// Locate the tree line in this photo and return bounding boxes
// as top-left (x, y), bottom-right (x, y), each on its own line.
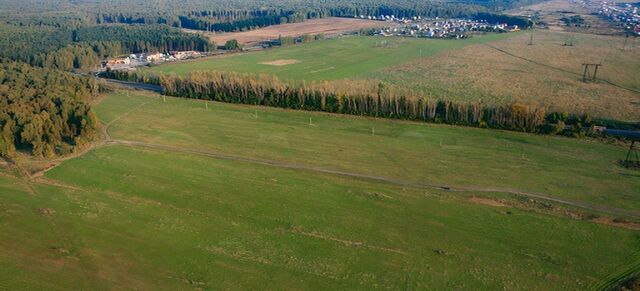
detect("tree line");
top-left (95, 5), bottom-right (523, 33)
top-left (0, 0), bottom-right (542, 34)
top-left (176, 11), bottom-right (309, 32)
top-left (0, 23), bottom-right (212, 71)
top-left (0, 61), bottom-right (100, 159)
top-left (473, 13), bottom-right (532, 27)
top-left (102, 70), bottom-right (618, 136)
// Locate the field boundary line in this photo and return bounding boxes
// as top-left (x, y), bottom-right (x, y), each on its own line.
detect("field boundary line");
top-left (104, 100), bottom-right (152, 141)
top-left (107, 138), bottom-right (640, 218)
top-left (24, 99), bottom-right (154, 180)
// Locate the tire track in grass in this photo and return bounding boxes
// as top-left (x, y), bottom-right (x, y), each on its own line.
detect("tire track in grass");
top-left (106, 138), bottom-right (640, 219)
top-left (591, 248), bottom-right (640, 290)
top-left (27, 98), bottom-right (155, 179)
top-left (103, 100), bottom-right (152, 142)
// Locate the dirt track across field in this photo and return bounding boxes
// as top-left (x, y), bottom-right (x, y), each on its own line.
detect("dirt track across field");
top-left (21, 89), bottom-right (640, 220)
top-left (188, 17), bottom-right (384, 45)
top-left (107, 138), bottom-right (640, 219)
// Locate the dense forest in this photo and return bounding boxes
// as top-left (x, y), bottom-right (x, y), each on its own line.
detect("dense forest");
top-left (0, 0), bottom-right (539, 33)
top-left (0, 62), bottom-right (100, 159)
top-left (0, 24), bottom-right (211, 71)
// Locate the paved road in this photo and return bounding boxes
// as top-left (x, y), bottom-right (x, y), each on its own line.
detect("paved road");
top-left (102, 79), bottom-right (164, 93)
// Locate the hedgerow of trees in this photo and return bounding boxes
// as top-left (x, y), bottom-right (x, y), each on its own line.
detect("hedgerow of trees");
top-left (224, 39), bottom-right (241, 50)
top-left (103, 69), bottom-right (617, 135)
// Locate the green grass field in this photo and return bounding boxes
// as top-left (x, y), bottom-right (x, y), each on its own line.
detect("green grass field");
top-left (1, 91), bottom-right (639, 289)
top-left (99, 92), bottom-right (640, 212)
top-left (149, 34), bottom-right (515, 81)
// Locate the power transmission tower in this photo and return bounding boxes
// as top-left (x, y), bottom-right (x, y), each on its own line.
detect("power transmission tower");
top-left (581, 63), bottom-right (602, 82)
top-left (624, 140), bottom-right (639, 167)
top-left (528, 16), bottom-right (537, 45)
top-left (622, 34), bottom-right (629, 51)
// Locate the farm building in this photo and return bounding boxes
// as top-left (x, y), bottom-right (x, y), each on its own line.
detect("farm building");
top-left (171, 51), bottom-right (201, 60)
top-left (107, 57), bottom-right (130, 65)
top-left (145, 52), bottom-right (164, 62)
top-left (105, 57), bottom-right (131, 68)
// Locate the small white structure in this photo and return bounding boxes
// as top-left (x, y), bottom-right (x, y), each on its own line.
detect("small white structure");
top-left (145, 52), bottom-right (164, 62)
top-left (171, 51), bottom-right (201, 60)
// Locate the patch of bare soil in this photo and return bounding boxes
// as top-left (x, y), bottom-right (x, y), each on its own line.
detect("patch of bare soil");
top-left (288, 225), bottom-right (407, 255)
top-left (592, 217), bottom-right (640, 231)
top-left (189, 17), bottom-right (383, 45)
top-left (510, 197), bottom-right (640, 231)
top-left (469, 197), bottom-right (508, 207)
top-left (260, 59), bottom-right (300, 66)
top-left (38, 208), bottom-right (55, 216)
top-left (34, 178), bottom-right (83, 191)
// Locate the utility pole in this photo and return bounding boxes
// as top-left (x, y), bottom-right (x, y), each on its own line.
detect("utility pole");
top-left (528, 17), bottom-right (536, 46)
top-left (622, 34), bottom-right (629, 51)
top-left (625, 141), bottom-right (638, 166)
top-left (581, 63), bottom-right (602, 82)
top-left (593, 64), bottom-right (601, 82)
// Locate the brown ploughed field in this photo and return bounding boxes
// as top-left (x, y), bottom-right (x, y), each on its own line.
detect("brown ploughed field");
top-left (188, 17), bottom-right (384, 45)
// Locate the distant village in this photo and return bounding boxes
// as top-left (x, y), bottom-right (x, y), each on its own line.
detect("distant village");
top-left (356, 15), bottom-right (521, 38)
top-left (103, 50), bottom-right (202, 70)
top-left (598, 1), bottom-right (640, 35)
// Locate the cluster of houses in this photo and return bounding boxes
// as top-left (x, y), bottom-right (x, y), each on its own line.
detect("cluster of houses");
top-left (598, 1), bottom-right (640, 35)
top-left (360, 15), bottom-right (519, 39)
top-left (104, 51), bottom-right (202, 70)
top-left (357, 14), bottom-right (411, 21)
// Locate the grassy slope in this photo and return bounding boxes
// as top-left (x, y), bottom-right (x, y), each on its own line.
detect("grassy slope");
top-left (148, 33), bottom-right (514, 81)
top-left (1, 92), bottom-right (638, 289)
top-left (0, 146), bottom-right (636, 290)
top-left (100, 92), bottom-right (640, 211)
